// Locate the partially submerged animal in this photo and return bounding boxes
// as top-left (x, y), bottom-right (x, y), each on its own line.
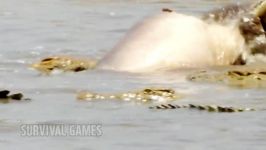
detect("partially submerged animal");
top-left (77, 87), bottom-right (180, 103)
top-left (0, 90), bottom-right (29, 103)
top-left (97, 11), bottom-right (244, 72)
top-left (32, 56), bottom-right (97, 74)
top-left (31, 1), bottom-right (266, 112)
top-left (77, 87), bottom-right (255, 113)
top-left (32, 0), bottom-right (266, 74)
top-left (97, 0), bottom-right (266, 72)
top-left (149, 104), bottom-right (255, 113)
top-left (187, 66), bottom-right (266, 88)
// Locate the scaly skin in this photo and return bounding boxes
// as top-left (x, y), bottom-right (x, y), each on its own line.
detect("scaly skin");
top-left (31, 1), bottom-right (266, 74)
top-left (149, 104), bottom-right (255, 113)
top-left (77, 88), bottom-right (181, 104)
top-left (77, 87), bottom-right (256, 113)
top-left (187, 67), bottom-right (266, 88)
top-left (31, 56), bottom-right (97, 74)
top-left (30, 1), bottom-right (266, 112)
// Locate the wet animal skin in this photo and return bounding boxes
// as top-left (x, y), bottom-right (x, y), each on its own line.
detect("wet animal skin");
top-left (29, 1), bottom-right (266, 113)
top-left (149, 104), bottom-right (255, 113)
top-left (32, 1), bottom-right (266, 73)
top-left (0, 90), bottom-right (29, 103)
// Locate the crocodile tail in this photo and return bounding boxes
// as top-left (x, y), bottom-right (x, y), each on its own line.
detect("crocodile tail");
top-left (149, 104), bottom-right (255, 113)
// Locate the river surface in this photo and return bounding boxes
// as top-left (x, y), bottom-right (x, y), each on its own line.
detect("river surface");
top-left (1, 0), bottom-right (266, 150)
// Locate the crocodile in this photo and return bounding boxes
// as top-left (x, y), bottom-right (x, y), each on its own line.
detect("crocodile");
top-left (149, 104), bottom-right (255, 113)
top-left (77, 88), bottom-right (181, 103)
top-left (31, 1), bottom-right (266, 112)
top-left (187, 67), bottom-right (266, 88)
top-left (32, 0), bottom-right (266, 74)
top-left (77, 87), bottom-right (256, 113)
top-left (0, 90), bottom-right (29, 103)
top-left (32, 56), bottom-right (97, 74)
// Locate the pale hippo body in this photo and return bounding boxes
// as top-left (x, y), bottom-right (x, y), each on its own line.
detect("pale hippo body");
top-left (97, 11), bottom-right (246, 72)
top-left (97, 1), bottom-right (266, 73)
top-left (32, 1), bottom-right (266, 74)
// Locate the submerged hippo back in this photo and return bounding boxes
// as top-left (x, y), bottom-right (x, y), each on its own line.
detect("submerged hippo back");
top-left (97, 11), bottom-right (246, 73)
